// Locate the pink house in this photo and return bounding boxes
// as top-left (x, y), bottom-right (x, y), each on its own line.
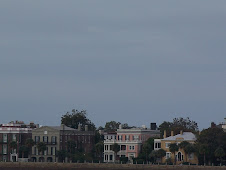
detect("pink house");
top-left (104, 123), bottom-right (160, 163)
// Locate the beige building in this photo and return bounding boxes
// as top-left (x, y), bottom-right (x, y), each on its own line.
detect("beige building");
top-left (154, 131), bottom-right (198, 165)
top-left (31, 124), bottom-right (95, 162)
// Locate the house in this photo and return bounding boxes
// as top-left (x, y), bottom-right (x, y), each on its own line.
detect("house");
top-left (31, 124), bottom-right (95, 162)
top-left (154, 130), bottom-right (198, 165)
top-left (104, 123), bottom-right (160, 163)
top-left (0, 121), bottom-right (38, 162)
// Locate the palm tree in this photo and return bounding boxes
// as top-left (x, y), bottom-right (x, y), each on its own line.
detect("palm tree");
top-left (198, 144), bottom-right (209, 165)
top-left (25, 138), bottom-right (34, 158)
top-left (214, 147), bottom-right (225, 165)
top-left (169, 143), bottom-right (179, 165)
top-left (95, 141), bottom-right (103, 161)
top-left (149, 150), bottom-right (158, 163)
top-left (19, 145), bottom-right (29, 158)
top-left (157, 149), bottom-right (166, 163)
top-left (178, 141), bottom-right (189, 162)
top-left (184, 144), bottom-right (195, 163)
top-left (111, 143), bottom-right (120, 162)
top-left (37, 142), bottom-right (47, 155)
top-left (9, 141), bottom-right (17, 153)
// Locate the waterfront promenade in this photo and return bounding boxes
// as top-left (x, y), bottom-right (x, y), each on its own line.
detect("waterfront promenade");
top-left (0, 162), bottom-right (226, 170)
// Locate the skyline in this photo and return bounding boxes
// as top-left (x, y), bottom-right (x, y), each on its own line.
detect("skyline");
top-left (0, 1), bottom-right (225, 130)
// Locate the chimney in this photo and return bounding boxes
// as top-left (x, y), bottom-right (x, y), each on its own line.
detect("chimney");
top-left (78, 124), bottom-right (81, 131)
top-left (150, 123), bottom-right (157, 130)
top-left (163, 130), bottom-right (167, 138)
top-left (180, 130), bottom-right (183, 135)
top-left (85, 125), bottom-right (88, 131)
top-left (171, 131), bottom-right (174, 136)
top-left (119, 124), bottom-right (122, 129)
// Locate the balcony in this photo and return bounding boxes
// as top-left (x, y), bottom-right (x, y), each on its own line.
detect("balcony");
top-left (35, 142), bottom-right (57, 145)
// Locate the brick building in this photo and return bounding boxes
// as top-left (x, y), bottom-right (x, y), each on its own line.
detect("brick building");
top-left (0, 121), bottom-right (37, 162)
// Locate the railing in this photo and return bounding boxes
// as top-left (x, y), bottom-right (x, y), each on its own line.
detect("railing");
top-left (34, 142), bottom-right (57, 145)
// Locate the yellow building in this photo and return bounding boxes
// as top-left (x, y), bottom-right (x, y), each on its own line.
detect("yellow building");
top-left (154, 130), bottom-right (198, 165)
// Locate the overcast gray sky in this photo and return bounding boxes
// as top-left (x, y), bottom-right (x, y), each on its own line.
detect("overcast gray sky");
top-left (0, 1), bottom-right (225, 129)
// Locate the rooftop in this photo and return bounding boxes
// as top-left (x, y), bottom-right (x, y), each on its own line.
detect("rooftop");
top-left (162, 132), bottom-right (196, 141)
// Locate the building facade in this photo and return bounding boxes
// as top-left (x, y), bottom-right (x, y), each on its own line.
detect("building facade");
top-left (154, 130), bottom-right (198, 165)
top-left (104, 123), bottom-right (160, 163)
top-left (31, 124), bottom-right (95, 162)
top-left (0, 121), bottom-right (37, 162)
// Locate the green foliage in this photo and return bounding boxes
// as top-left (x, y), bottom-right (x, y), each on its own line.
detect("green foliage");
top-left (37, 142), bottom-right (47, 154)
top-left (9, 141), bottom-right (17, 149)
top-left (111, 143), bottom-right (120, 154)
top-left (25, 138), bottom-right (34, 148)
top-left (67, 140), bottom-right (77, 154)
top-left (57, 150), bottom-right (67, 162)
top-left (105, 121), bottom-right (121, 132)
top-left (19, 145), bottom-right (29, 158)
top-left (214, 147), bottom-right (225, 164)
top-left (139, 138), bottom-right (155, 162)
top-left (196, 127), bottom-right (226, 165)
top-left (159, 117), bottom-right (198, 138)
top-left (120, 156), bottom-right (128, 164)
top-left (169, 143), bottom-right (179, 164)
top-left (157, 149), bottom-right (166, 159)
top-left (61, 109), bottom-right (95, 131)
top-left (95, 141), bottom-right (103, 160)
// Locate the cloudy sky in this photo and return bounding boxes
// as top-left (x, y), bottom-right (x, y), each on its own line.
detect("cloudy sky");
top-left (0, 1), bottom-right (225, 129)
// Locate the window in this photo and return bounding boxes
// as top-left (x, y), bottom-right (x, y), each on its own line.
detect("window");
top-left (51, 136), bottom-right (56, 144)
top-left (12, 134), bottom-right (16, 142)
top-left (3, 145), bottom-right (7, 154)
top-left (166, 152), bottom-right (171, 159)
top-left (165, 142), bottom-right (171, 148)
top-left (51, 147), bottom-right (56, 155)
top-left (44, 147), bottom-right (48, 155)
top-left (43, 136), bottom-right (48, 143)
top-left (126, 135), bottom-right (130, 141)
top-left (155, 142), bottom-right (161, 149)
top-left (3, 134), bottom-right (7, 143)
top-left (177, 152), bottom-right (183, 161)
top-left (35, 136), bottom-right (40, 143)
top-left (129, 145), bottom-right (135, 150)
top-left (110, 155), bottom-right (113, 161)
top-left (60, 135), bottom-right (62, 142)
top-left (44, 131), bottom-right (48, 135)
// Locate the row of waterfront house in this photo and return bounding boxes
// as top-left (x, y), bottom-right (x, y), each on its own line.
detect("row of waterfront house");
top-left (1, 119), bottom-right (226, 164)
top-left (0, 121), bottom-right (94, 162)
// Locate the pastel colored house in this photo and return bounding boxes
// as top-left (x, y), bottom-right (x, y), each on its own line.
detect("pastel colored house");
top-left (104, 123), bottom-right (160, 163)
top-left (154, 130), bottom-right (198, 165)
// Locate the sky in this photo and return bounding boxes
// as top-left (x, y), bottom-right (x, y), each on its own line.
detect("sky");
top-left (0, 1), bottom-right (225, 130)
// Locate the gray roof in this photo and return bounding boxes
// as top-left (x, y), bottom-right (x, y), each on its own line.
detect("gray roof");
top-left (162, 132), bottom-right (196, 141)
top-left (50, 126), bottom-right (77, 131)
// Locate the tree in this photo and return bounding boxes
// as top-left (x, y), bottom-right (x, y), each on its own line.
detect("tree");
top-left (19, 145), bottom-right (28, 158)
top-left (156, 149), bottom-right (166, 163)
top-left (105, 121), bottom-right (121, 132)
top-left (214, 147), bottom-right (225, 165)
top-left (57, 150), bottom-right (67, 162)
top-left (196, 126), bottom-right (226, 165)
top-left (159, 117), bottom-right (198, 138)
top-left (9, 141), bottom-right (17, 153)
top-left (111, 143), bottom-right (120, 162)
top-left (37, 142), bottom-right (47, 155)
top-left (149, 150), bottom-right (158, 163)
top-left (198, 144), bottom-right (209, 165)
top-left (184, 144), bottom-right (195, 162)
top-left (178, 141), bottom-right (190, 162)
top-left (25, 138), bottom-right (34, 159)
top-left (95, 141), bottom-right (103, 161)
top-left (169, 143), bottom-right (179, 164)
top-left (61, 109), bottom-right (95, 131)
